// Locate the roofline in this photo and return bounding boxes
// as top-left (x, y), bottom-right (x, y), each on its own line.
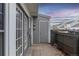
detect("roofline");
top-left (38, 14), bottom-right (51, 19)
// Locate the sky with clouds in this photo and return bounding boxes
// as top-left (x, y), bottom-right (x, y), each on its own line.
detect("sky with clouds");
top-left (38, 3), bottom-right (79, 18)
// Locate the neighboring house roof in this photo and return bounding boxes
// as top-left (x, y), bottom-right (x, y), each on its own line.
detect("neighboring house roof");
top-left (38, 14), bottom-right (51, 19)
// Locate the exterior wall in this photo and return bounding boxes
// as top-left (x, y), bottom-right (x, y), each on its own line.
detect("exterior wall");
top-left (33, 17), bottom-right (39, 44)
top-left (38, 15), bottom-right (50, 43)
top-left (39, 21), bottom-right (49, 43)
top-left (4, 3), bottom-right (33, 56)
top-left (30, 17), bottom-right (33, 45)
top-left (33, 14), bottom-right (50, 44)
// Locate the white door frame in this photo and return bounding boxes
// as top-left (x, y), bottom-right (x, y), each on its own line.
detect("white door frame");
top-left (5, 3), bottom-right (16, 56)
top-left (4, 3), bottom-right (9, 56)
top-left (39, 20), bottom-right (50, 43)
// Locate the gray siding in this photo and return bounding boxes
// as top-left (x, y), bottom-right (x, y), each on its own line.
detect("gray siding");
top-left (40, 22), bottom-right (48, 43)
top-left (33, 17), bottom-right (39, 44)
top-left (33, 14), bottom-right (50, 44)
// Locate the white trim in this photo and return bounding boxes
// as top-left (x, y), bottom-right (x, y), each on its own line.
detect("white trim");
top-left (39, 20), bottom-right (49, 22)
top-left (0, 30), bottom-right (4, 32)
top-left (48, 21), bottom-right (50, 43)
top-left (22, 8), bottom-right (24, 56)
top-left (8, 4), bottom-right (16, 56)
top-left (4, 3), bottom-right (9, 56)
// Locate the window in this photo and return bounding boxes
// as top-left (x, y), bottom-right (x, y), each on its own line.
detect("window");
top-left (23, 14), bottom-right (28, 50)
top-left (16, 6), bottom-right (23, 56)
top-left (0, 3), bottom-right (4, 56)
top-left (0, 3), bottom-right (4, 30)
top-left (16, 4), bottom-right (28, 56)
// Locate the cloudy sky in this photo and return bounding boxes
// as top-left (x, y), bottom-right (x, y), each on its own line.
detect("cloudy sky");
top-left (39, 3), bottom-right (79, 17)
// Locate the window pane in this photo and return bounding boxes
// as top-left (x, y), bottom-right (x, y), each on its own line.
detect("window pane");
top-left (0, 14), bottom-right (2, 29)
top-left (0, 3), bottom-right (4, 30)
top-left (0, 3), bottom-right (4, 56)
top-left (16, 6), bottom-right (23, 56)
top-left (0, 4), bottom-right (2, 12)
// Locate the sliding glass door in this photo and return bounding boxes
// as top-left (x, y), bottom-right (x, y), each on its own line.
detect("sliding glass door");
top-left (16, 5), bottom-right (23, 56)
top-left (23, 14), bottom-right (28, 55)
top-left (16, 4), bottom-right (29, 56)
